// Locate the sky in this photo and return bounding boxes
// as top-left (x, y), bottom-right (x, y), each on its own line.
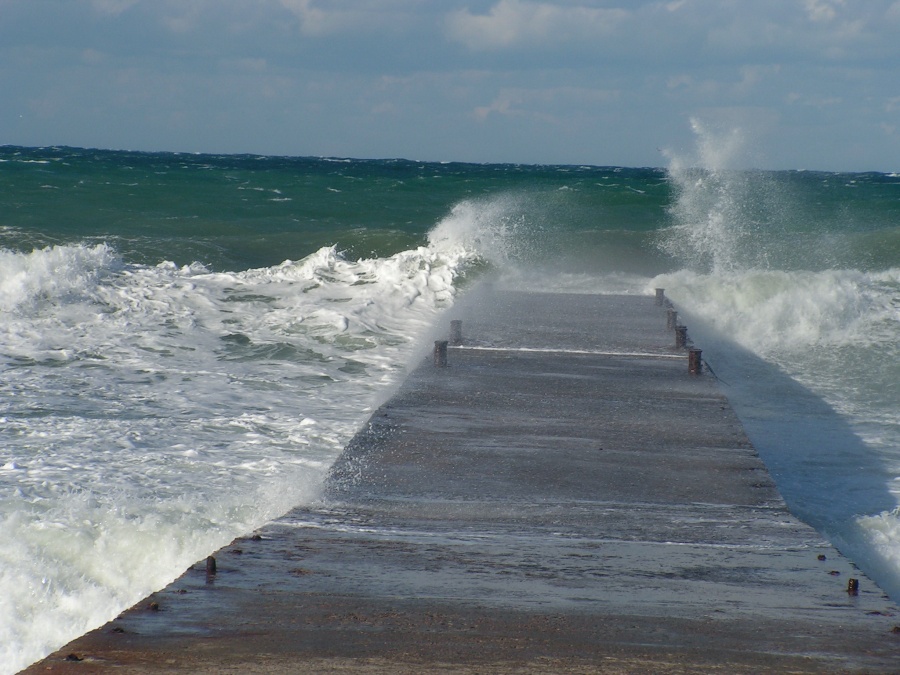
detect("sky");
top-left (1, 0), bottom-right (899, 171)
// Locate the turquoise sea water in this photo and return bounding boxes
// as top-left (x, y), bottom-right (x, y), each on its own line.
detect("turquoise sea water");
top-left (1, 143), bottom-right (898, 671)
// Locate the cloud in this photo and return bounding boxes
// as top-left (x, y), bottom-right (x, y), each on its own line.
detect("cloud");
top-left (804, 0), bottom-right (843, 23)
top-left (786, 92), bottom-right (843, 108)
top-left (233, 57), bottom-right (268, 73)
top-left (80, 48), bottom-right (106, 65)
top-left (734, 64), bottom-right (781, 95)
top-left (666, 74), bottom-right (720, 97)
top-left (277, 0), bottom-right (416, 37)
top-left (89, 0), bottom-right (139, 16)
top-left (445, 0), bottom-right (628, 51)
top-left (279, 0), bottom-right (330, 34)
top-left (3, 0), bottom-right (900, 169)
top-left (161, 3), bottom-right (206, 34)
top-left (474, 85), bottom-right (619, 122)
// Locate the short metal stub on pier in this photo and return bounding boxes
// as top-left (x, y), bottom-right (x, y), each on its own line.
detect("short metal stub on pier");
top-left (688, 348), bottom-right (703, 375)
top-left (667, 308), bottom-right (678, 330)
top-left (655, 288), bottom-right (665, 306)
top-left (433, 340), bottom-right (448, 367)
top-left (450, 320), bottom-right (463, 345)
top-left (675, 326), bottom-right (688, 349)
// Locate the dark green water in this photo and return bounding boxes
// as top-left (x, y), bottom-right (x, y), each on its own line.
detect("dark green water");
top-left (2, 145), bottom-right (898, 276)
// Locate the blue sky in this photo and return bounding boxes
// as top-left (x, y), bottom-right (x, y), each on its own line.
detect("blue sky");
top-left (2, 0), bottom-right (899, 171)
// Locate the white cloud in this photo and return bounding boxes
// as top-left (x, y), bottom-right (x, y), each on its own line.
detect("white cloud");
top-left (666, 74), bottom-right (720, 97)
top-left (4, 0), bottom-right (900, 169)
top-left (277, 0), bottom-right (414, 36)
top-left (162, 3), bottom-right (206, 34)
top-left (445, 0), bottom-right (628, 51)
top-left (474, 86), bottom-right (619, 121)
top-left (233, 57), bottom-right (268, 73)
top-left (279, 0), bottom-right (329, 34)
top-left (89, 0), bottom-right (139, 16)
top-left (785, 92), bottom-right (843, 108)
top-left (804, 0), bottom-right (844, 23)
top-left (734, 64), bottom-right (780, 96)
top-left (80, 48), bottom-right (106, 65)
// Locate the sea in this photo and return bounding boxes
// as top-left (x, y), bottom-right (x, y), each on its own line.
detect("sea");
top-left (1, 130), bottom-right (898, 671)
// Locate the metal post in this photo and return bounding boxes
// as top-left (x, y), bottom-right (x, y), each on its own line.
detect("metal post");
top-left (688, 348), bottom-right (702, 375)
top-left (667, 308), bottom-right (678, 330)
top-left (675, 326), bottom-right (688, 349)
top-left (655, 288), bottom-right (665, 306)
top-left (450, 320), bottom-right (463, 345)
top-left (433, 340), bottom-right (448, 367)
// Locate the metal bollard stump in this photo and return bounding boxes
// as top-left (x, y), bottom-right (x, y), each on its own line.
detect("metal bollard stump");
top-left (433, 340), bottom-right (448, 367)
top-left (675, 326), bottom-right (688, 349)
top-left (688, 348), bottom-right (702, 375)
top-left (667, 308), bottom-right (678, 330)
top-left (655, 288), bottom-right (665, 306)
top-left (450, 320), bottom-right (463, 345)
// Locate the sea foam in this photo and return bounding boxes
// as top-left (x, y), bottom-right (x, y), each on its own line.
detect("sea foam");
top-left (0, 196), bottom-right (514, 672)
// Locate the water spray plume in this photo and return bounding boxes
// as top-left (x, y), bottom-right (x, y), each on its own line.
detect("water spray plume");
top-left (659, 118), bottom-right (772, 273)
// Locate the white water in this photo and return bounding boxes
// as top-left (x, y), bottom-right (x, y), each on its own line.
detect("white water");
top-left (0, 210), bottom-right (491, 671)
top-left (652, 267), bottom-right (900, 594)
top-left (650, 117), bottom-right (900, 600)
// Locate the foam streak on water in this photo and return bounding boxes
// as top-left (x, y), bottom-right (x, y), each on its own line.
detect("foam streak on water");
top-left (0, 223), bottom-right (480, 671)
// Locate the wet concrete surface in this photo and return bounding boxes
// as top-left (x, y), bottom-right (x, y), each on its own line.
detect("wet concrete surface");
top-left (25, 289), bottom-right (900, 673)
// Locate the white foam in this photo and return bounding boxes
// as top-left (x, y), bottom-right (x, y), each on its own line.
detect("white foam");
top-left (651, 268), bottom-right (899, 352)
top-left (649, 266), bottom-right (900, 602)
top-left (0, 215), bottom-right (502, 671)
top-left (1, 189), bottom-right (551, 671)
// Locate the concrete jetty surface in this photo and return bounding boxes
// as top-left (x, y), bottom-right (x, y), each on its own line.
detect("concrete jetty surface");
top-left (26, 289), bottom-right (900, 673)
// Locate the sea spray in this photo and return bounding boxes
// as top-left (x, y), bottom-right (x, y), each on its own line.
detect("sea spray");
top-left (653, 119), bottom-right (900, 600)
top-left (654, 267), bottom-right (900, 598)
top-left (0, 214), bottom-right (505, 672)
top-left (659, 117), bottom-right (801, 273)
top-left (427, 193), bottom-right (547, 271)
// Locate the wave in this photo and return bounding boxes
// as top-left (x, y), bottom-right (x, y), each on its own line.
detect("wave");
top-left (650, 117), bottom-right (900, 602)
top-left (0, 192), bottom-right (535, 672)
top-left (652, 265), bottom-right (900, 595)
top-left (652, 267), bottom-right (899, 352)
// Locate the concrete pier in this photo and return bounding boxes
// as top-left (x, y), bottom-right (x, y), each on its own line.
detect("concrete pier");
top-left (25, 290), bottom-right (900, 674)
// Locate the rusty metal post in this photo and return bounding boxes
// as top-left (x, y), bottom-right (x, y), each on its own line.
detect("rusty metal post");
top-left (666, 308), bottom-right (678, 330)
top-left (655, 288), bottom-right (665, 306)
top-left (204, 555), bottom-right (218, 586)
top-left (847, 578), bottom-right (859, 595)
top-left (675, 326), bottom-right (687, 349)
top-left (688, 348), bottom-right (702, 375)
top-left (450, 320), bottom-right (463, 345)
top-left (433, 340), bottom-right (448, 367)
